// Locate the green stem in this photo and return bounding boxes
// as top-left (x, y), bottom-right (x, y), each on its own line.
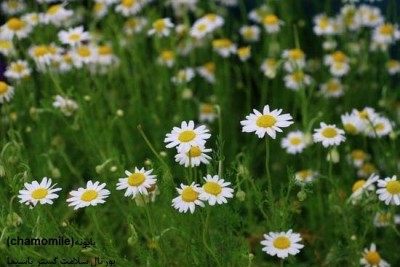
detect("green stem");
top-left (265, 137), bottom-right (274, 209)
top-left (202, 210), bottom-right (221, 267)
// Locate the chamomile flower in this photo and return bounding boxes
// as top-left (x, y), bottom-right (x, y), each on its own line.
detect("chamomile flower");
top-left (0, 39), bottom-right (14, 56)
top-left (260, 58), bottom-right (277, 78)
top-left (172, 182), bottom-right (204, 213)
top-left (372, 23), bottom-right (400, 45)
top-left (386, 59), bottom-right (400, 75)
top-left (171, 68), bottom-right (195, 84)
top-left (71, 45), bottom-right (96, 68)
top-left (248, 5), bottom-right (270, 23)
top-left (373, 211), bottom-right (400, 227)
top-left (349, 149), bottom-right (369, 167)
top-left (281, 130), bottom-right (309, 154)
top-left (360, 243), bottom-right (390, 267)
top-left (124, 17), bottom-right (148, 35)
top-left (18, 177), bottom-right (61, 208)
top-left (341, 112), bottom-right (365, 135)
top-left (260, 229), bottom-right (304, 259)
top-left (359, 5), bottom-right (383, 28)
top-left (295, 169), bottom-right (316, 184)
top-left (203, 13), bottom-right (224, 29)
top-left (22, 12), bottom-right (43, 27)
top-left (44, 4), bottom-right (74, 27)
top-left (1, 0), bottom-right (26, 16)
top-left (239, 25), bottom-right (260, 42)
top-left (324, 51), bottom-right (350, 77)
top-left (93, 1), bottom-right (108, 18)
top-left (320, 78), bottom-right (344, 98)
top-left (313, 122), bottom-right (346, 147)
top-left (199, 175), bottom-right (234, 205)
top-left (241, 105), bottom-right (294, 139)
top-left (4, 60), bottom-right (31, 80)
top-left (0, 81), bottom-right (15, 103)
top-left (197, 62), bottom-right (216, 83)
top-left (313, 14), bottom-right (335, 36)
top-left (115, 0), bottom-right (142, 16)
top-left (376, 175), bottom-right (400, 205)
top-left (358, 163), bottom-right (377, 178)
top-left (164, 120), bottom-right (211, 153)
top-left (262, 14), bottom-right (283, 33)
top-left (199, 103), bottom-right (217, 123)
top-left (283, 71), bottom-right (311, 91)
top-left (116, 167), bottom-right (157, 198)
top-left (365, 116), bottom-right (393, 138)
top-left (190, 19), bottom-right (213, 39)
top-left (282, 48), bottom-right (306, 72)
top-left (1, 17), bottom-right (32, 40)
top-left (349, 173), bottom-right (379, 204)
top-left (212, 38), bottom-right (237, 58)
top-left (158, 50), bottom-right (175, 67)
top-left (52, 95), bottom-right (78, 116)
top-left (67, 180), bottom-right (110, 210)
top-left (175, 146), bottom-right (212, 167)
top-left (28, 44), bottom-right (60, 68)
top-left (237, 46), bottom-right (251, 61)
top-left (147, 18), bottom-right (174, 37)
top-left (58, 26), bottom-right (91, 46)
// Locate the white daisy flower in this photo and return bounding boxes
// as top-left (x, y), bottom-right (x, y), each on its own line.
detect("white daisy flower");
top-left (66, 180), bottom-right (110, 210)
top-left (174, 145), bottom-right (212, 168)
top-left (147, 18), bottom-right (174, 37)
top-left (283, 71), bottom-right (312, 91)
top-left (373, 211), bottom-right (400, 228)
top-left (116, 167), bottom-right (157, 198)
top-left (376, 175), bottom-right (400, 205)
top-left (115, 0), bottom-right (142, 17)
top-left (158, 50), bottom-right (175, 68)
top-left (124, 17), bottom-right (148, 35)
top-left (240, 105), bottom-right (294, 139)
top-left (372, 23), bottom-right (400, 45)
top-left (71, 45), bottom-right (96, 68)
top-left (44, 4), bottom-right (74, 27)
top-left (282, 48), bottom-right (306, 72)
top-left (341, 112), bottom-right (365, 135)
top-left (260, 58), bottom-right (277, 78)
top-left (199, 103), bottom-right (217, 123)
top-left (58, 26), bottom-right (91, 47)
top-left (1, 0), bottom-right (26, 16)
top-left (4, 60), bottom-right (31, 80)
top-left (357, 163), bottom-right (377, 178)
top-left (172, 183), bottom-right (204, 213)
top-left (262, 14), bottom-right (283, 33)
top-left (202, 13), bottom-right (224, 30)
top-left (239, 25), bottom-right (260, 42)
top-left (0, 81), bottom-right (15, 103)
top-left (237, 46), bottom-right (251, 62)
top-left (281, 130), bottom-right (309, 154)
top-left (365, 116), bottom-right (393, 138)
top-left (0, 17), bottom-right (32, 40)
top-left (18, 177), bottom-right (61, 208)
top-left (349, 173), bottom-right (379, 204)
top-left (190, 18), bottom-right (213, 39)
top-left (260, 229), bottom-right (304, 259)
top-left (313, 14), bottom-right (335, 36)
top-left (320, 78), bottom-right (344, 98)
top-left (52, 95), bottom-right (78, 116)
top-left (348, 149), bottom-right (369, 167)
top-left (360, 243), bottom-right (390, 267)
top-left (212, 38), bottom-right (237, 58)
top-left (199, 175), bottom-right (234, 205)
top-left (171, 68), bottom-right (195, 84)
top-left (164, 120), bottom-right (211, 153)
top-left (295, 169), bottom-right (316, 184)
top-left (197, 62), bottom-right (215, 83)
top-left (0, 39), bottom-right (15, 56)
top-left (386, 60), bottom-right (400, 75)
top-left (313, 122), bottom-right (346, 147)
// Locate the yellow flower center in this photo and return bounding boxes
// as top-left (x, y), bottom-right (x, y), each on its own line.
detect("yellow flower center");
top-left (8, 1), bottom-right (18, 9)
top-left (98, 45), bottom-right (112, 55)
top-left (379, 24), bottom-right (394, 36)
top-left (161, 50), bottom-right (174, 60)
top-left (7, 18), bottom-right (25, 31)
top-left (319, 17), bottom-right (329, 29)
top-left (321, 127), bottom-right (338, 138)
top-left (204, 62), bottom-right (215, 73)
top-left (266, 59), bottom-right (276, 67)
top-left (128, 173), bottom-right (146, 186)
top-left (289, 49), bottom-right (304, 60)
top-left (31, 188), bottom-right (48, 200)
top-left (186, 146), bottom-right (202, 158)
top-left (81, 190), bottom-right (99, 202)
top-left (352, 179), bottom-right (366, 192)
top-left (153, 19), bottom-right (166, 32)
top-left (0, 40), bottom-right (12, 49)
top-left (344, 123), bottom-right (357, 134)
top-left (68, 34), bottom-right (81, 41)
top-left (327, 81), bottom-right (340, 92)
top-left (374, 123), bottom-right (385, 132)
top-left (351, 150), bottom-right (366, 160)
top-left (47, 5), bottom-right (61, 15)
top-left (332, 51), bottom-right (347, 63)
top-left (377, 213), bottom-right (392, 223)
top-left (181, 187), bottom-right (199, 202)
top-left (292, 72), bottom-right (305, 82)
top-left (94, 3), bottom-right (104, 12)
top-left (203, 182), bottom-right (222, 196)
top-left (77, 47), bottom-right (91, 57)
top-left (273, 236), bottom-right (291, 249)
top-left (33, 46), bottom-right (49, 57)
top-left (122, 0), bottom-right (135, 7)
top-left (0, 82), bottom-right (9, 94)
top-left (263, 14), bottom-right (278, 25)
top-left (360, 163), bottom-right (375, 175)
top-left (256, 114), bottom-right (276, 128)
top-left (388, 60), bottom-right (399, 68)
top-left (177, 71), bottom-right (187, 81)
top-left (238, 47), bottom-right (250, 57)
top-left (197, 23), bottom-right (207, 32)
top-left (178, 130), bottom-right (196, 143)
top-left (358, 110), bottom-right (369, 119)
top-left (11, 63), bottom-right (25, 73)
top-left (290, 137), bottom-right (302, 146)
top-left (64, 54), bottom-right (72, 63)
top-left (201, 104), bottom-right (213, 114)
top-left (386, 180), bottom-right (400, 194)
top-left (205, 14), bottom-right (217, 22)
top-left (364, 251), bottom-right (381, 265)
top-left (213, 39), bottom-right (232, 48)
top-left (297, 170), bottom-right (310, 180)
top-left (243, 28), bottom-right (255, 39)
top-left (125, 18), bottom-right (139, 28)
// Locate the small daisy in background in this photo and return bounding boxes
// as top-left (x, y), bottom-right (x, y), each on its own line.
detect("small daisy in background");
top-left (147, 18), bottom-right (174, 37)
top-left (281, 130), bottom-right (309, 154)
top-left (116, 167), bottom-right (157, 198)
top-left (0, 81), bottom-right (15, 103)
top-left (0, 39), bottom-right (15, 56)
top-left (199, 175), bottom-right (234, 205)
top-left (0, 17), bottom-right (32, 40)
top-left (360, 243), bottom-right (390, 267)
top-left (283, 71), bottom-right (312, 91)
top-left (199, 103), bottom-right (217, 123)
top-left (237, 46), bottom-right (251, 62)
top-left (164, 120), bottom-right (211, 153)
top-left (174, 145), bottom-right (212, 168)
top-left (197, 62), bottom-right (215, 83)
top-left (262, 14), bottom-right (283, 33)
top-left (115, 0), bottom-right (142, 16)
top-left (58, 26), bottom-right (91, 46)
top-left (373, 211), bottom-right (400, 228)
top-left (349, 173), bottom-right (379, 204)
top-left (239, 25), bottom-right (260, 42)
top-left (376, 175), bottom-right (400, 205)
top-left (67, 180), bottom-right (110, 210)
top-left (172, 182), bottom-right (204, 213)
top-left (282, 48), bottom-right (306, 72)
top-left (295, 169), bottom-right (316, 184)
top-left (260, 229), bottom-right (304, 259)
top-left (4, 60), bottom-right (31, 80)
top-left (157, 50), bottom-right (175, 68)
top-left (348, 149), bottom-right (369, 168)
top-left (260, 58), bottom-right (278, 78)
top-left (241, 105), bottom-right (294, 139)
top-left (52, 95), bottom-right (78, 116)
top-left (386, 59), bottom-right (400, 75)
top-left (320, 78), bottom-right (344, 98)
top-left (171, 68), bottom-right (195, 85)
top-left (212, 38), bottom-right (237, 58)
top-left (313, 122), bottom-right (346, 147)
top-left (18, 177), bottom-right (61, 208)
